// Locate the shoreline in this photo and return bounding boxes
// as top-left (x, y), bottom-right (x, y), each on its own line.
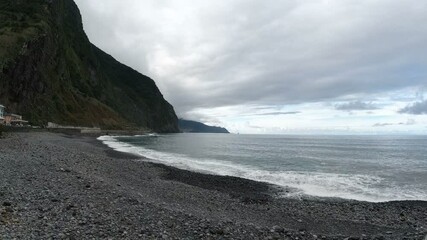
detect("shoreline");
top-left (94, 135), bottom-right (283, 204)
top-left (1, 132), bottom-right (426, 239)
top-left (97, 133), bottom-right (425, 205)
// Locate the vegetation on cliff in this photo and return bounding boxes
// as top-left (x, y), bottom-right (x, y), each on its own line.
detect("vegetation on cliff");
top-left (0, 0), bottom-right (178, 132)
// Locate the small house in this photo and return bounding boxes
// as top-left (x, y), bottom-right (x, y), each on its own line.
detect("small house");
top-left (4, 113), bottom-right (29, 126)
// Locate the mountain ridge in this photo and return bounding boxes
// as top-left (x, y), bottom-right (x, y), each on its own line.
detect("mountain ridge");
top-left (0, 0), bottom-right (178, 132)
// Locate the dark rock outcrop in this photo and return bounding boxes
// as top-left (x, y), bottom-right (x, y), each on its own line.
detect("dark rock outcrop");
top-left (0, 0), bottom-right (178, 132)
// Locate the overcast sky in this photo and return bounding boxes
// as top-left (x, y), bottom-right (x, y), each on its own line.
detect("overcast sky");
top-left (74, 0), bottom-right (427, 134)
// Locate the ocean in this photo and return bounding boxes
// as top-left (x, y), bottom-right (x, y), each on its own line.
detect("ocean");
top-left (98, 133), bottom-right (427, 202)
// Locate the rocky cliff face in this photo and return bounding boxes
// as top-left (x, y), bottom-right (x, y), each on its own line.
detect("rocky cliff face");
top-left (0, 0), bottom-right (179, 132)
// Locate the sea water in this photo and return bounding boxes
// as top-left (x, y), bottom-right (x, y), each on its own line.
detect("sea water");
top-left (98, 133), bottom-right (427, 202)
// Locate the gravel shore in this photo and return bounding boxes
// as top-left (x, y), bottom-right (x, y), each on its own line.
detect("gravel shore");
top-left (0, 132), bottom-right (426, 239)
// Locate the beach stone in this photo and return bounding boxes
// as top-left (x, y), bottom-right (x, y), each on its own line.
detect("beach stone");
top-left (272, 225), bottom-right (284, 233)
top-left (345, 237), bottom-right (359, 240)
top-left (210, 228), bottom-right (225, 235)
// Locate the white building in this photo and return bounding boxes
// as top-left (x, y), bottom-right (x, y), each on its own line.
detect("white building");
top-left (0, 104), bottom-right (4, 122)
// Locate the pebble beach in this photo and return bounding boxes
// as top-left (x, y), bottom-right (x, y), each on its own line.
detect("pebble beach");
top-left (0, 132), bottom-right (426, 239)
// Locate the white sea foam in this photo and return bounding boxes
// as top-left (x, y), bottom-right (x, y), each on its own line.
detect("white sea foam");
top-left (97, 135), bottom-right (427, 202)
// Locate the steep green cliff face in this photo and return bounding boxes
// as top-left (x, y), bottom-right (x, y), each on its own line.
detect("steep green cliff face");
top-left (0, 0), bottom-right (179, 132)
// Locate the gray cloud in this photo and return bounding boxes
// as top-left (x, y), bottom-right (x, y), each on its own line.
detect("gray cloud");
top-left (254, 111), bottom-right (300, 116)
top-left (373, 123), bottom-right (394, 127)
top-left (247, 124), bottom-right (263, 129)
top-left (373, 119), bottom-right (416, 127)
top-left (335, 101), bottom-right (378, 111)
top-left (399, 100), bottom-right (427, 115)
top-left (404, 119), bottom-right (417, 125)
top-left (74, 0), bottom-right (427, 117)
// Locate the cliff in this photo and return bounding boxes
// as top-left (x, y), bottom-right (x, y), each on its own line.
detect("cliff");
top-left (0, 0), bottom-right (179, 132)
top-left (179, 119), bottom-right (230, 133)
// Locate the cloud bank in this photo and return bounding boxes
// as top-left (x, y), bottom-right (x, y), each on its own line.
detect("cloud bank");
top-left (73, 0), bottom-right (427, 133)
top-left (74, 0), bottom-right (427, 116)
top-left (399, 100), bottom-right (427, 115)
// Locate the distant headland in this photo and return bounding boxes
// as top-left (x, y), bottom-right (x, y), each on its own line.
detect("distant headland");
top-left (178, 119), bottom-right (230, 133)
